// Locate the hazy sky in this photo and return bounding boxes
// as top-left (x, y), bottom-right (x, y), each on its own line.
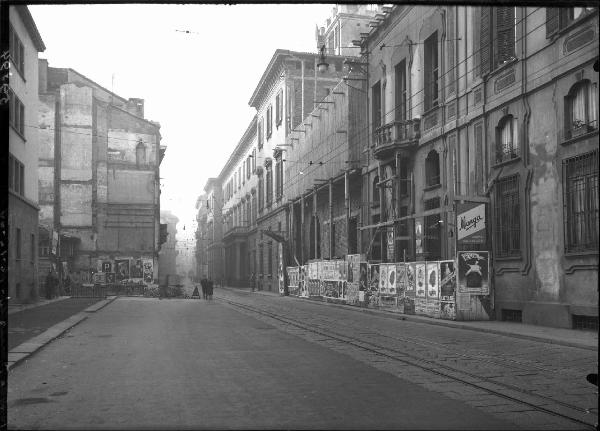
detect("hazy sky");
top-left (30, 3), bottom-right (333, 243)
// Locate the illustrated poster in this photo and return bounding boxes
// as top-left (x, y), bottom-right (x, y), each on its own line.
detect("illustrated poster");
top-left (142, 259), bottom-right (153, 283)
top-left (415, 262), bottom-right (426, 298)
top-left (131, 259), bottom-right (144, 279)
top-left (396, 263), bottom-right (406, 298)
top-left (388, 264), bottom-right (397, 295)
top-left (379, 263), bottom-right (388, 294)
top-left (406, 263), bottom-right (415, 296)
top-left (369, 264), bottom-right (379, 293)
top-left (439, 260), bottom-right (456, 301)
top-left (457, 251), bottom-right (489, 295)
top-left (426, 261), bottom-right (439, 299)
top-left (115, 259), bottom-right (130, 281)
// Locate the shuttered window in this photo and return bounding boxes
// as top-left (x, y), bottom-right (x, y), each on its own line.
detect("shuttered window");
top-left (424, 31), bottom-right (439, 111)
top-left (480, 7), bottom-right (492, 76)
top-left (479, 7), bottom-right (515, 74)
top-left (372, 81), bottom-right (382, 132)
top-left (547, 7), bottom-right (597, 37)
top-left (495, 175), bottom-right (520, 257)
top-left (258, 118), bottom-right (264, 149)
top-left (395, 59), bottom-right (407, 121)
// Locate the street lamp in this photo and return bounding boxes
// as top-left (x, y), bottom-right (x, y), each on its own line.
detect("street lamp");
top-left (317, 44), bottom-right (329, 73)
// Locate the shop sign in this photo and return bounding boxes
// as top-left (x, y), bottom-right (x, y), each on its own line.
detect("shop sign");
top-left (456, 203), bottom-right (486, 246)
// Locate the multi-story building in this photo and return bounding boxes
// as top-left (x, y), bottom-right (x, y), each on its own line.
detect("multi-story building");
top-left (158, 210), bottom-right (178, 286)
top-left (194, 194), bottom-right (208, 281)
top-left (37, 61), bottom-right (166, 287)
top-left (220, 117), bottom-right (258, 287)
top-left (360, 5), bottom-right (598, 328)
top-left (204, 178), bottom-right (224, 283)
top-left (8, 6), bottom-right (45, 302)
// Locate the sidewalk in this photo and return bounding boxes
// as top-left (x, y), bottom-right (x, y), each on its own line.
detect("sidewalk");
top-left (7, 296), bottom-right (118, 370)
top-left (8, 296), bottom-right (71, 315)
top-left (221, 286), bottom-right (598, 351)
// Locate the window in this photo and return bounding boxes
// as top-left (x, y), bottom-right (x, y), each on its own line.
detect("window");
top-left (399, 157), bottom-right (409, 196)
top-left (334, 25), bottom-right (340, 53)
top-left (266, 165), bottom-right (273, 205)
top-left (480, 7), bottom-right (516, 75)
top-left (9, 25), bottom-right (24, 75)
top-left (348, 217), bottom-right (358, 254)
top-left (239, 167), bottom-right (242, 188)
top-left (563, 150), bottom-right (599, 253)
top-left (252, 148), bottom-right (257, 172)
top-left (242, 164), bottom-right (246, 185)
top-left (275, 157), bottom-right (283, 200)
top-left (372, 176), bottom-right (380, 206)
top-left (546, 7), bottom-right (597, 37)
top-left (495, 175), bottom-right (520, 257)
top-left (425, 150), bottom-right (441, 187)
top-left (136, 141), bottom-right (146, 166)
top-left (252, 193), bottom-right (257, 225)
top-left (424, 198), bottom-right (441, 260)
top-left (9, 153), bottom-right (25, 196)
top-left (258, 117), bottom-right (264, 149)
top-left (424, 31), bottom-right (439, 111)
top-left (495, 115), bottom-right (519, 163)
top-left (258, 172), bottom-right (264, 210)
top-left (268, 242), bottom-right (273, 275)
top-left (564, 80), bottom-right (598, 140)
top-left (395, 59), bottom-right (407, 121)
top-left (259, 243), bottom-right (264, 275)
top-left (9, 89), bottom-right (25, 136)
top-left (275, 90), bottom-right (283, 128)
top-left (246, 157), bottom-right (251, 179)
top-left (16, 228), bottom-right (22, 260)
top-left (372, 81), bottom-right (382, 133)
top-left (266, 105), bottom-right (273, 139)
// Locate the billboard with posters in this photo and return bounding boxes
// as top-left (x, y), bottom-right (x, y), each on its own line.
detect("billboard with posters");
top-left (101, 261), bottom-right (112, 273)
top-left (346, 255), bottom-right (361, 304)
top-left (387, 264), bottom-right (397, 296)
top-left (106, 272), bottom-right (116, 284)
top-left (142, 259), bottom-right (153, 283)
top-left (415, 262), bottom-right (426, 298)
top-left (456, 202), bottom-right (486, 247)
top-left (426, 262), bottom-right (439, 299)
top-left (359, 262), bottom-right (368, 292)
top-left (379, 263), bottom-right (388, 294)
top-left (130, 259), bottom-right (144, 279)
top-left (396, 263), bottom-right (407, 299)
top-left (308, 261), bottom-right (321, 296)
top-left (368, 264), bottom-right (379, 294)
top-left (299, 266), bottom-right (308, 298)
top-left (278, 243), bottom-right (285, 295)
top-left (439, 260), bottom-right (456, 301)
top-left (457, 251), bottom-right (489, 295)
top-left (287, 267), bottom-right (300, 296)
top-left (115, 259), bottom-right (130, 281)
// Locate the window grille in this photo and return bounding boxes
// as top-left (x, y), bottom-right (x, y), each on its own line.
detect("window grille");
top-left (502, 309), bottom-right (522, 322)
top-left (572, 314), bottom-right (599, 331)
top-left (496, 116), bottom-right (519, 163)
top-left (565, 81), bottom-right (598, 139)
top-left (563, 150), bottom-right (599, 253)
top-left (495, 175), bottom-right (520, 257)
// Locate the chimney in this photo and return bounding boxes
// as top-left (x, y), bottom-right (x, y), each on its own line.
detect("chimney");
top-left (38, 58), bottom-right (48, 94)
top-left (127, 98), bottom-right (144, 118)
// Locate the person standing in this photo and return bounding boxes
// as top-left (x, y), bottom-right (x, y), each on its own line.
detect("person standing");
top-left (44, 269), bottom-right (56, 300)
top-left (207, 278), bottom-right (214, 300)
top-left (250, 272), bottom-right (256, 292)
top-left (200, 277), bottom-right (207, 300)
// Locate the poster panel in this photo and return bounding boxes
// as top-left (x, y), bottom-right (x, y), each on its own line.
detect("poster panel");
top-left (368, 264), bottom-right (379, 294)
top-left (93, 272), bottom-right (106, 284)
top-left (456, 202), bottom-right (486, 247)
top-left (387, 264), bottom-right (397, 296)
top-left (396, 263), bottom-right (406, 298)
top-left (299, 266), bottom-right (308, 298)
top-left (278, 243), bottom-right (285, 295)
top-left (415, 262), bottom-right (426, 298)
top-left (426, 262), bottom-right (439, 299)
top-left (287, 267), bottom-right (300, 296)
top-left (406, 263), bottom-right (416, 296)
top-left (101, 261), bottom-right (112, 273)
top-left (440, 301), bottom-right (456, 320)
top-left (404, 297), bottom-right (415, 314)
top-left (142, 259), bottom-right (153, 283)
top-left (359, 262), bottom-right (368, 292)
top-left (457, 251), bottom-right (489, 295)
top-left (322, 280), bottom-right (338, 298)
top-left (115, 259), bottom-right (130, 281)
top-left (439, 260), bottom-right (456, 301)
top-left (130, 259), bottom-right (144, 279)
top-left (106, 273), bottom-right (116, 283)
top-left (414, 297), bottom-right (427, 315)
top-left (379, 263), bottom-right (388, 294)
top-left (425, 298), bottom-right (440, 318)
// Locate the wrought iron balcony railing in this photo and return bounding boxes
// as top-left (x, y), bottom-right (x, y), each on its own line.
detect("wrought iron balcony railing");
top-left (373, 119), bottom-right (420, 156)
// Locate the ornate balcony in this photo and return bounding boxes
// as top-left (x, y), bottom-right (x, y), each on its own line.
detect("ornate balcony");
top-left (373, 119), bottom-right (420, 159)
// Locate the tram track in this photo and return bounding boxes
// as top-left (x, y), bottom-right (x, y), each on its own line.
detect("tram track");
top-left (218, 295), bottom-right (598, 430)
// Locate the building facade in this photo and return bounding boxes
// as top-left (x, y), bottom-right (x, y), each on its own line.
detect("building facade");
top-left (194, 194), bottom-right (208, 281)
top-left (8, 6), bottom-right (45, 302)
top-left (38, 61), bottom-right (165, 286)
top-left (360, 5), bottom-right (598, 328)
top-left (158, 210), bottom-right (178, 286)
top-left (204, 178), bottom-right (224, 283)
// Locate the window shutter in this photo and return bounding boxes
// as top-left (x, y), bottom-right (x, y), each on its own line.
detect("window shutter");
top-left (496, 7), bottom-right (515, 67)
top-left (546, 8), bottom-right (560, 37)
top-left (480, 7), bottom-right (492, 76)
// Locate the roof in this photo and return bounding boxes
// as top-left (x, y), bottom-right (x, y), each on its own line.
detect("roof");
top-left (15, 6), bottom-right (46, 52)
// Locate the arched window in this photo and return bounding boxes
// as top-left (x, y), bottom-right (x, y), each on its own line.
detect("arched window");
top-left (425, 150), bottom-right (440, 187)
top-left (136, 141), bottom-right (146, 166)
top-left (372, 176), bottom-right (380, 205)
top-left (495, 115), bottom-right (519, 163)
top-left (565, 80), bottom-right (598, 139)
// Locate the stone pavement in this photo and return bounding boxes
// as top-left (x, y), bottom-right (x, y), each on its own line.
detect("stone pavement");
top-left (223, 286), bottom-right (598, 351)
top-left (7, 296), bottom-right (117, 370)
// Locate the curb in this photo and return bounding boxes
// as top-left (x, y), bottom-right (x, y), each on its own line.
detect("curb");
top-left (8, 296), bottom-right (71, 316)
top-left (7, 296), bottom-right (119, 371)
top-left (223, 288), bottom-right (597, 352)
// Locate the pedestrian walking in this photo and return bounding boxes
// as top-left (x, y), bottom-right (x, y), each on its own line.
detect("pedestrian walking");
top-left (200, 277), bottom-right (207, 300)
top-left (207, 278), bottom-right (214, 300)
top-left (250, 272), bottom-right (256, 292)
top-left (44, 269), bottom-right (56, 300)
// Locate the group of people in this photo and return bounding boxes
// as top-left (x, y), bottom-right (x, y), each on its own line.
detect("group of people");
top-left (199, 277), bottom-right (214, 300)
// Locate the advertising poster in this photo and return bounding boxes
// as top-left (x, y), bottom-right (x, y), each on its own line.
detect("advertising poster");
top-left (406, 263), bottom-right (416, 296)
top-left (426, 298), bottom-right (440, 318)
top-left (308, 261), bottom-right (322, 296)
top-left (439, 260), bottom-right (456, 301)
top-left (415, 219), bottom-right (423, 255)
top-left (396, 263), bottom-right (406, 298)
top-left (130, 259), bottom-right (144, 279)
top-left (106, 272), bottom-right (116, 284)
top-left (336, 259), bottom-right (346, 282)
top-left (387, 264), bottom-right (397, 295)
top-left (379, 263), bottom-right (388, 294)
top-left (92, 272), bottom-right (106, 284)
top-left (414, 297), bottom-right (427, 315)
top-left (101, 261), bottom-right (112, 273)
top-left (456, 202), bottom-right (487, 247)
top-left (346, 281), bottom-right (359, 304)
top-left (404, 297), bottom-right (415, 314)
top-left (457, 251), bottom-right (489, 295)
top-left (287, 267), bottom-right (299, 296)
top-left (415, 262), bottom-right (426, 298)
top-left (115, 259), bottom-right (130, 281)
top-left (142, 259), bottom-right (153, 283)
top-left (299, 266), bottom-right (308, 298)
top-left (278, 243), bottom-right (285, 295)
top-left (368, 264), bottom-right (379, 293)
top-left (386, 229), bottom-right (395, 262)
top-left (440, 301), bottom-right (456, 320)
top-left (359, 262), bottom-right (368, 292)
top-left (426, 262), bottom-right (439, 299)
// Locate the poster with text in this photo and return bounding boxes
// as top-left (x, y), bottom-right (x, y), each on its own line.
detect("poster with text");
top-left (359, 262), bottom-right (368, 292)
top-left (115, 259), bottom-right (130, 281)
top-left (369, 264), bottom-right (379, 293)
top-left (287, 267), bottom-right (299, 296)
top-left (426, 298), bottom-right (440, 318)
top-left (440, 301), bottom-right (456, 320)
top-left (93, 272), bottom-right (106, 284)
top-left (426, 262), bottom-right (439, 299)
top-left (396, 263), bottom-right (406, 298)
top-left (130, 259), bottom-right (144, 279)
top-left (387, 264), bottom-right (397, 295)
top-left (415, 262), bottom-right (426, 298)
top-left (404, 297), bottom-right (415, 314)
top-left (414, 297), bottom-right (427, 315)
top-left (439, 260), bottom-right (456, 301)
top-left (142, 259), bottom-right (153, 283)
top-left (322, 280), bottom-right (339, 298)
top-left (278, 243), bottom-right (284, 295)
top-left (299, 266), bottom-right (308, 298)
top-left (379, 263), bottom-right (388, 294)
top-left (406, 263), bottom-right (416, 296)
top-left (101, 261), bottom-right (112, 273)
top-left (457, 251), bottom-right (489, 295)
